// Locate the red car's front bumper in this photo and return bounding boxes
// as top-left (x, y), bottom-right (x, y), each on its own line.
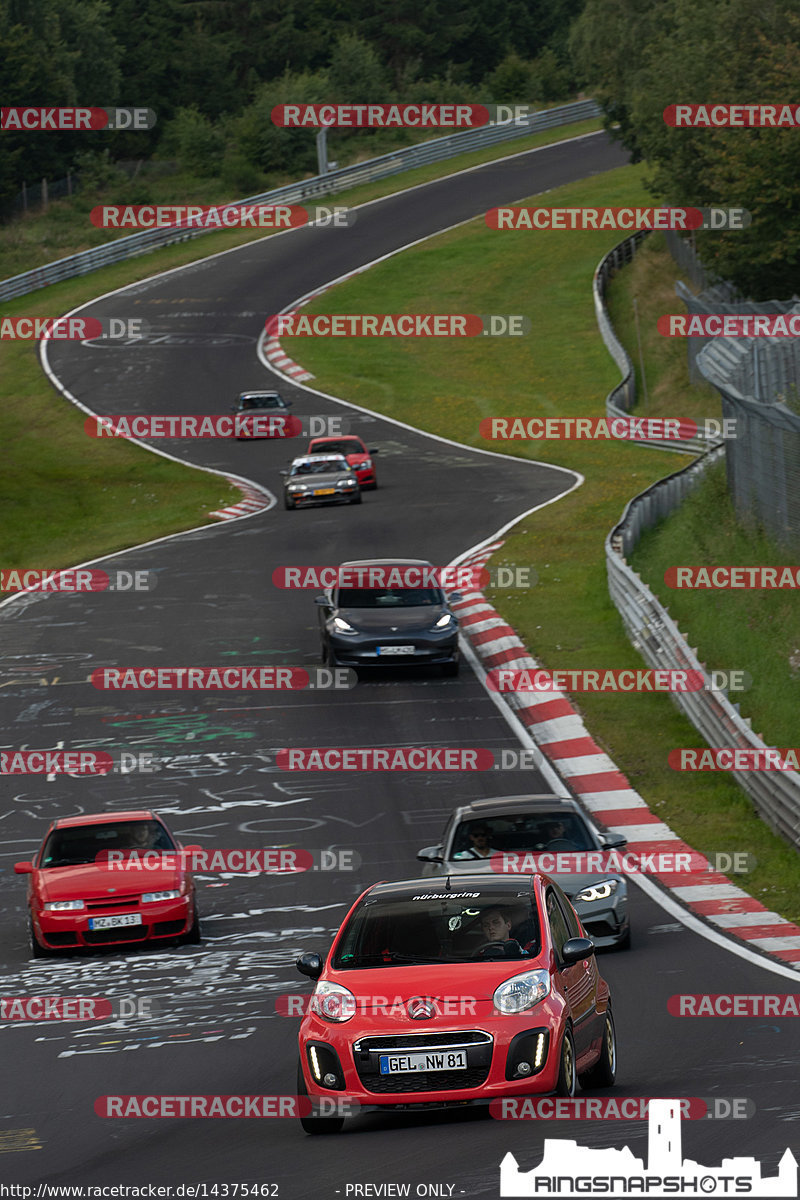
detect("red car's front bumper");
top-left (33, 894), bottom-right (194, 950)
top-left (298, 999), bottom-right (589, 1108)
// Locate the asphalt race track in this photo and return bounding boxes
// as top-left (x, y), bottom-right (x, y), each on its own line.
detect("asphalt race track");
top-left (2, 130), bottom-right (799, 1193)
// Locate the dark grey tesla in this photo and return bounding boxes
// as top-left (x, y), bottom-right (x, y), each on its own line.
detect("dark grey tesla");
top-left (316, 558), bottom-right (461, 676)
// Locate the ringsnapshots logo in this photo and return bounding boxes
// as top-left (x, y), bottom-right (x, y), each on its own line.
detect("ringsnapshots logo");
top-left (266, 314), bottom-right (529, 337)
top-left (89, 666), bottom-right (356, 691)
top-left (1, 107), bottom-right (156, 131)
top-left (486, 207), bottom-right (750, 231)
top-left (498, 1098), bottom-right (793, 1199)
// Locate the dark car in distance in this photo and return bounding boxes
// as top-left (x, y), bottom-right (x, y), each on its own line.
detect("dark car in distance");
top-left (316, 558), bottom-right (460, 676)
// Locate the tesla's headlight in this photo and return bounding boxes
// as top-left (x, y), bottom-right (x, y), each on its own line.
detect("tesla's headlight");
top-left (44, 900), bottom-right (85, 911)
top-left (332, 616), bottom-right (357, 633)
top-left (311, 981), bottom-right (357, 1023)
top-left (493, 970), bottom-right (550, 1014)
top-left (575, 880), bottom-right (618, 903)
top-left (141, 889), bottom-right (181, 903)
top-left (433, 613), bottom-right (455, 629)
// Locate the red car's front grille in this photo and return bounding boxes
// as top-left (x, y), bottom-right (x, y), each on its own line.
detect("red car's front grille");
top-left (86, 895), bottom-right (140, 911)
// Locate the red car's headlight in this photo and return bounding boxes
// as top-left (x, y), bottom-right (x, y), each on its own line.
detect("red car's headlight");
top-left (43, 900), bottom-right (85, 911)
top-left (493, 969), bottom-right (551, 1014)
top-left (141, 889), bottom-right (181, 903)
top-left (311, 981), bottom-right (357, 1022)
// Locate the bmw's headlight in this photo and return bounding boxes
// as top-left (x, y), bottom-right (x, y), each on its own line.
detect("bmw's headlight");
top-left (44, 900), bottom-right (85, 911)
top-left (493, 969), bottom-right (550, 1014)
top-left (311, 981), bottom-right (357, 1023)
top-left (141, 889), bottom-right (181, 903)
top-left (576, 880), bottom-right (618, 903)
top-left (433, 613), bottom-right (455, 629)
top-left (333, 616), bottom-right (357, 633)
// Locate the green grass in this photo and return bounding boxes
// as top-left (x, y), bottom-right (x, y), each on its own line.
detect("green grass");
top-left (0, 112), bottom-right (602, 590)
top-left (277, 162), bottom-right (800, 923)
top-left (1, 117), bottom-right (602, 280)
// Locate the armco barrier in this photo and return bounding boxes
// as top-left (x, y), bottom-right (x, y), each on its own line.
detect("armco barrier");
top-left (0, 100), bottom-right (600, 302)
top-left (593, 230), bottom-right (719, 454)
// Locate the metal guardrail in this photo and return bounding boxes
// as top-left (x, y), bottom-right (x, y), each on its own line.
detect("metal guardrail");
top-left (606, 453), bottom-right (800, 851)
top-left (0, 99), bottom-right (600, 303)
top-left (596, 232), bottom-right (800, 850)
top-left (593, 230), bottom-right (719, 454)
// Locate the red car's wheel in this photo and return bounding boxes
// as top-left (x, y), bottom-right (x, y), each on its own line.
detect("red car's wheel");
top-left (579, 1008), bottom-right (616, 1089)
top-left (555, 1027), bottom-right (577, 1097)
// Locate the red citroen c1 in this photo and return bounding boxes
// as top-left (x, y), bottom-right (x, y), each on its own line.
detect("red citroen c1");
top-left (295, 872), bottom-right (615, 1133)
top-left (15, 810), bottom-right (201, 956)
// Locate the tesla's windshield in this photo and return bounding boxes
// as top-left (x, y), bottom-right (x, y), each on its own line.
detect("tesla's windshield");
top-left (332, 894), bottom-right (540, 967)
top-left (40, 821), bottom-right (176, 867)
top-left (336, 588), bottom-right (443, 608)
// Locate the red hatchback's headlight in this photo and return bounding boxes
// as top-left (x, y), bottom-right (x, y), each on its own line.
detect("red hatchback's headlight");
top-left (311, 981), bottom-right (357, 1023)
top-left (493, 970), bottom-right (551, 1014)
top-left (44, 900), bottom-right (85, 911)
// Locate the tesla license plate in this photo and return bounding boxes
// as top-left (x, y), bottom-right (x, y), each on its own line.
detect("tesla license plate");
top-left (377, 645), bottom-right (415, 655)
top-left (88, 914), bottom-right (143, 930)
top-left (380, 1051), bottom-right (467, 1073)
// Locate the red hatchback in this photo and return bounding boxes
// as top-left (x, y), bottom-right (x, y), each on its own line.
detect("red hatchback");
top-left (295, 873), bottom-right (615, 1133)
top-left (15, 810), bottom-right (201, 956)
top-left (306, 436), bottom-right (378, 489)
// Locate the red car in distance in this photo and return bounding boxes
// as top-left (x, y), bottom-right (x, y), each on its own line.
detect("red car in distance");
top-left (294, 872), bottom-right (615, 1134)
top-left (15, 810), bottom-right (201, 956)
top-left (306, 436), bottom-right (378, 489)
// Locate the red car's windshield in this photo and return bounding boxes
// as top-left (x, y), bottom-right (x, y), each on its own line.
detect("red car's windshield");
top-left (40, 821), bottom-right (175, 868)
top-left (332, 895), bottom-right (540, 967)
top-left (310, 439), bottom-right (365, 455)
